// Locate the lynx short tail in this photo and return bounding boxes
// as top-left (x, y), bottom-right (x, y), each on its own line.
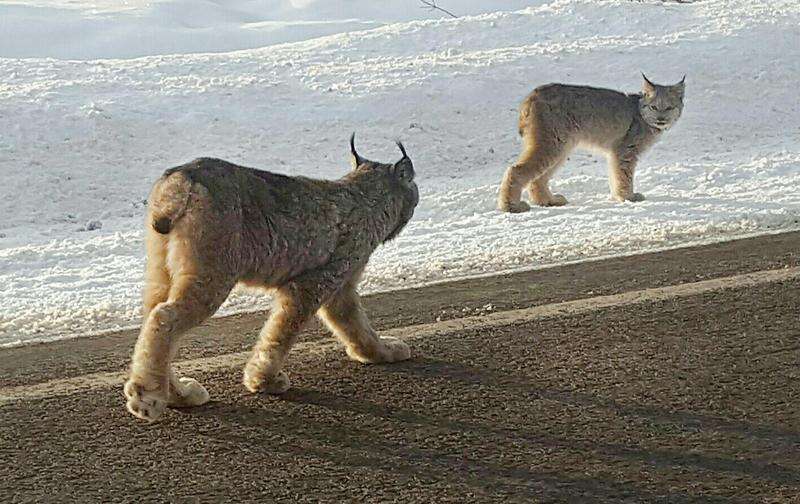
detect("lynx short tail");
top-left (148, 170), bottom-right (193, 235)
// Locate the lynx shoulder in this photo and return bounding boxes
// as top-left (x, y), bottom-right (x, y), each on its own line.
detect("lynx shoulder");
top-left (498, 74), bottom-right (685, 212)
top-left (124, 135), bottom-right (418, 422)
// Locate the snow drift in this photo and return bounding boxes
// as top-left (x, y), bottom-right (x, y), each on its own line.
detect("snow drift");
top-left (1, 0), bottom-right (798, 346)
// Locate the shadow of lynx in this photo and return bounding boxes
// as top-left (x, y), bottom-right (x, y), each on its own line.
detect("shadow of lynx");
top-left (180, 355), bottom-right (797, 501)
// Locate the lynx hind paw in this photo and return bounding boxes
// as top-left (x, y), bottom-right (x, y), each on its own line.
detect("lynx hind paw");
top-left (243, 368), bottom-right (291, 395)
top-left (170, 377), bottom-right (210, 408)
top-left (614, 192), bottom-right (646, 203)
top-left (546, 194), bottom-right (568, 207)
top-left (124, 379), bottom-right (167, 422)
top-left (383, 337), bottom-right (411, 362)
top-left (499, 200), bottom-right (531, 213)
top-left (345, 337), bottom-right (411, 364)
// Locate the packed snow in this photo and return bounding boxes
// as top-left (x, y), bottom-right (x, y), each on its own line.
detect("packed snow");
top-left (1, 0), bottom-right (799, 346)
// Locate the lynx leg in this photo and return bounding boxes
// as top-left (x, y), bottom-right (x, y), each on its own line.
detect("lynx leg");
top-left (609, 148), bottom-right (645, 203)
top-left (526, 154), bottom-right (569, 207)
top-left (318, 282), bottom-right (410, 364)
top-left (242, 265), bottom-right (346, 394)
top-left (498, 173), bottom-right (530, 213)
top-left (142, 234), bottom-right (170, 321)
top-left (125, 273), bottom-right (233, 422)
top-left (499, 138), bottom-right (568, 212)
top-left (498, 154), bottom-right (534, 213)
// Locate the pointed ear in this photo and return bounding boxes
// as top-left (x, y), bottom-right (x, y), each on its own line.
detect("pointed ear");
top-left (674, 75), bottom-right (686, 97)
top-left (641, 72), bottom-right (656, 97)
top-left (393, 141), bottom-right (414, 182)
top-left (349, 132), bottom-right (364, 169)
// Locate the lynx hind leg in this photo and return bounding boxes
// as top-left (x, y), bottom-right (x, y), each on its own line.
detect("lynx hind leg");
top-left (318, 283), bottom-right (410, 364)
top-left (142, 232), bottom-right (171, 321)
top-left (125, 237), bottom-right (233, 421)
top-left (124, 367), bottom-right (210, 421)
top-left (125, 275), bottom-right (230, 421)
top-left (526, 155), bottom-right (569, 207)
top-left (497, 151), bottom-right (534, 213)
top-left (168, 369), bottom-right (210, 408)
top-left (125, 232), bottom-right (171, 421)
top-left (499, 135), bottom-right (569, 212)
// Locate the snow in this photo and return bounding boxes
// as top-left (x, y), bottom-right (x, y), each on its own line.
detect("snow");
top-left (1, 0), bottom-right (799, 347)
top-left (0, 0), bottom-right (532, 60)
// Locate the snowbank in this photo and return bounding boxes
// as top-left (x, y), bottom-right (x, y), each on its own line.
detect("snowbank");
top-left (1, 0), bottom-right (798, 346)
top-left (0, 0), bottom-right (533, 59)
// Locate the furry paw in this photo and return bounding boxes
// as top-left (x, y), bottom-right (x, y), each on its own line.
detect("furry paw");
top-left (124, 379), bottom-right (167, 422)
top-left (383, 337), bottom-right (411, 362)
top-left (346, 337), bottom-right (411, 364)
top-left (243, 368), bottom-right (291, 395)
top-left (499, 200), bottom-right (531, 213)
top-left (614, 192), bottom-right (646, 203)
top-left (169, 377), bottom-right (210, 408)
top-left (541, 194), bottom-right (568, 207)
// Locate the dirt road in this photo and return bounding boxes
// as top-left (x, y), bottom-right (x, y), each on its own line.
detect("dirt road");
top-left (2, 232), bottom-right (799, 503)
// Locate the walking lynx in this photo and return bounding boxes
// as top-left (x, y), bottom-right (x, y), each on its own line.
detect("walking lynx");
top-left (124, 135), bottom-right (418, 422)
top-left (498, 74), bottom-right (685, 212)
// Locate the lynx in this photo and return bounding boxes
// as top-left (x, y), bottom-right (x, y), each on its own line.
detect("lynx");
top-left (498, 74), bottom-right (685, 212)
top-left (124, 135), bottom-right (419, 422)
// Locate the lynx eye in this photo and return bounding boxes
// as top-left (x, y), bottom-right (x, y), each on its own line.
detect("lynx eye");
top-left (649, 105), bottom-right (658, 111)
top-left (665, 106), bottom-right (675, 111)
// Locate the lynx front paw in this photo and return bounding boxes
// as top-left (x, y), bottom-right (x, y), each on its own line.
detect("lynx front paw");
top-left (243, 367), bottom-right (291, 395)
top-left (499, 200), bottom-right (531, 213)
top-left (169, 377), bottom-right (210, 408)
top-left (124, 379), bottom-right (167, 422)
top-left (614, 192), bottom-right (645, 203)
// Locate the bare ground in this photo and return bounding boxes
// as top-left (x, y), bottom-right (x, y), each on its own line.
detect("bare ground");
top-left (1, 232), bottom-right (799, 503)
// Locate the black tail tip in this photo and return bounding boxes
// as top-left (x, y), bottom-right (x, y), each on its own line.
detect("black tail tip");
top-left (152, 217), bottom-right (172, 234)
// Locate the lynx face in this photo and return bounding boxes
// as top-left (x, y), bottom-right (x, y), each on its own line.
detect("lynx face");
top-left (639, 75), bottom-right (685, 131)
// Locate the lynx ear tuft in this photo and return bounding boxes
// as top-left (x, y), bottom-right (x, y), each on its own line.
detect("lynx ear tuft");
top-left (393, 141), bottom-right (414, 182)
top-left (350, 132), bottom-right (365, 169)
top-left (641, 73), bottom-right (656, 96)
top-left (396, 140), bottom-right (409, 161)
top-left (673, 75), bottom-right (686, 97)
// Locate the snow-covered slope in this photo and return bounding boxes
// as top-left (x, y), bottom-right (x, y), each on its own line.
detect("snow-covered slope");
top-left (0, 0), bottom-right (532, 60)
top-left (1, 0), bottom-right (799, 346)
